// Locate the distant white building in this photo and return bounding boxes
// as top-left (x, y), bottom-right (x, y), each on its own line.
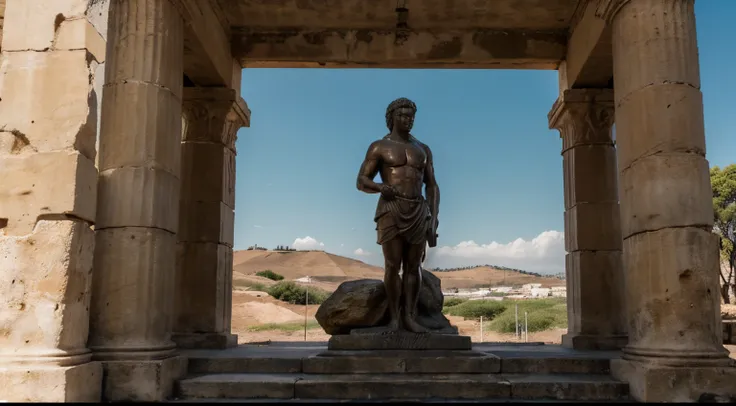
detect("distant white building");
top-left (470, 296), bottom-right (503, 302)
top-left (551, 286), bottom-right (567, 298)
top-left (521, 283), bottom-right (542, 294)
top-left (530, 287), bottom-right (551, 298)
top-left (295, 276), bottom-right (313, 283)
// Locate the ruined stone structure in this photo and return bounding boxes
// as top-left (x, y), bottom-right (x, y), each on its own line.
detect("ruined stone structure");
top-left (0, 0), bottom-right (734, 402)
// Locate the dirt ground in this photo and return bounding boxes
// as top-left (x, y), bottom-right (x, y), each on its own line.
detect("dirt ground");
top-left (231, 290), bottom-right (565, 345)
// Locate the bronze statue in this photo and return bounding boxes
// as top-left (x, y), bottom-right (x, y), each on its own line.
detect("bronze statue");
top-left (357, 97), bottom-right (440, 333)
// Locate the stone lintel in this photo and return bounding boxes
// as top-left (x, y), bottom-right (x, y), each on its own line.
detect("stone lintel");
top-left (232, 28), bottom-right (566, 69)
top-left (564, 1), bottom-right (634, 89)
top-left (173, 0), bottom-right (234, 87)
top-left (564, 0), bottom-right (610, 90)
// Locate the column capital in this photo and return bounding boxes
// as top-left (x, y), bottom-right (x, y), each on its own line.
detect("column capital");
top-left (594, 0), bottom-right (632, 24)
top-left (548, 89), bottom-right (615, 153)
top-left (182, 87), bottom-right (251, 151)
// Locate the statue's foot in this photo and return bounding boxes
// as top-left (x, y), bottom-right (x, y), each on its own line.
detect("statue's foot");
top-left (385, 319), bottom-right (401, 333)
top-left (402, 315), bottom-right (430, 334)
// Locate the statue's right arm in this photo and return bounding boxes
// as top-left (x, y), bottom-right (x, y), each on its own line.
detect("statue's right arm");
top-left (357, 141), bottom-right (383, 194)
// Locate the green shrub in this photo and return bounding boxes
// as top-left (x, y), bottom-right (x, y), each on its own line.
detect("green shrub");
top-left (443, 300), bottom-right (506, 320)
top-left (443, 297), bottom-right (468, 308)
top-left (267, 281), bottom-right (330, 305)
top-left (487, 299), bottom-right (567, 333)
top-left (256, 269), bottom-right (284, 281)
top-left (233, 279), bottom-right (267, 292)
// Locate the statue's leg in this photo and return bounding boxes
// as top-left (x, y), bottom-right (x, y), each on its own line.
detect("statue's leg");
top-left (381, 237), bottom-right (404, 331)
top-left (401, 242), bottom-right (429, 333)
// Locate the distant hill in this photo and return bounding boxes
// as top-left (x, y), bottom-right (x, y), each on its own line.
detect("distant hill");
top-left (233, 250), bottom-right (565, 291)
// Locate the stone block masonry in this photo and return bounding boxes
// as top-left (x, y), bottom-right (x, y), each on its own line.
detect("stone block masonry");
top-left (0, 0), bottom-right (108, 401)
top-left (87, 0), bottom-right (187, 401)
top-left (173, 87), bottom-right (249, 350)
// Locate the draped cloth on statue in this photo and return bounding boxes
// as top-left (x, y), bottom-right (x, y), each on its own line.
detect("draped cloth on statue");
top-left (374, 194), bottom-right (431, 245)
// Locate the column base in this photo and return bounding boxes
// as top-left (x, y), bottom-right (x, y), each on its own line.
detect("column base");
top-left (172, 332), bottom-right (238, 349)
top-left (562, 333), bottom-right (628, 350)
top-left (101, 355), bottom-right (188, 402)
top-left (0, 361), bottom-right (102, 402)
top-left (611, 358), bottom-right (736, 402)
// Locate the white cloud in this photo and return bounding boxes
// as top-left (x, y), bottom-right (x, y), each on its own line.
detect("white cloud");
top-left (424, 230), bottom-right (565, 275)
top-left (253, 225), bottom-right (263, 228)
top-left (292, 236), bottom-right (325, 250)
top-left (353, 248), bottom-right (372, 256)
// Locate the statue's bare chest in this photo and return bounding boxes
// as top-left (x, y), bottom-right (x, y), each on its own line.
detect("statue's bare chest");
top-left (381, 141), bottom-right (426, 169)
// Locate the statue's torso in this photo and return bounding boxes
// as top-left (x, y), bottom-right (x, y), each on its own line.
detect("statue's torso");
top-left (376, 137), bottom-right (427, 199)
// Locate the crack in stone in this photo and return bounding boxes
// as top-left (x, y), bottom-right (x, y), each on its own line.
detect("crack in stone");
top-left (615, 81), bottom-right (700, 108)
top-left (98, 166), bottom-right (180, 179)
top-left (623, 224), bottom-right (712, 241)
top-left (102, 78), bottom-right (177, 96)
top-left (94, 225), bottom-right (177, 235)
top-left (619, 148), bottom-right (706, 174)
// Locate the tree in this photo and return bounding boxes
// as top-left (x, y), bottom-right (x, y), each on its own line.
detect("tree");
top-left (711, 164), bottom-right (736, 303)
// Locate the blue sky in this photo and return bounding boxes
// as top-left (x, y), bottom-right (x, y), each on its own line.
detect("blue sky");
top-left (233, 0), bottom-right (735, 274)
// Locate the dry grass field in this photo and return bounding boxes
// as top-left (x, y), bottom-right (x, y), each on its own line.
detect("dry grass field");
top-left (229, 249), bottom-right (567, 344)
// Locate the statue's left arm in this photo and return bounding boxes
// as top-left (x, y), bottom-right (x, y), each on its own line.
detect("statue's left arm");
top-left (422, 144), bottom-right (440, 247)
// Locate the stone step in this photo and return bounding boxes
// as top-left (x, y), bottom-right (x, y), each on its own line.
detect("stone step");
top-left (303, 350), bottom-right (501, 374)
top-left (170, 398), bottom-right (631, 403)
top-left (186, 352), bottom-right (611, 375)
top-left (175, 373), bottom-right (629, 401)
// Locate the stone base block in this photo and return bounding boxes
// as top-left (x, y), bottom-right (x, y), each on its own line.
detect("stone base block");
top-left (101, 355), bottom-right (188, 402)
top-left (0, 361), bottom-right (102, 402)
top-left (611, 358), bottom-right (736, 402)
top-left (562, 333), bottom-right (627, 350)
top-left (172, 332), bottom-right (238, 349)
top-left (328, 332), bottom-right (471, 351)
top-left (305, 349), bottom-right (498, 374)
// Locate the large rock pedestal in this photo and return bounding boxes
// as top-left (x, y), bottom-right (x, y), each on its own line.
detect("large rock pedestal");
top-left (315, 268), bottom-right (459, 336)
top-left (317, 268), bottom-right (473, 353)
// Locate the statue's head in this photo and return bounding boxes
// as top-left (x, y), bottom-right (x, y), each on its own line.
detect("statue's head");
top-left (385, 97), bottom-right (417, 132)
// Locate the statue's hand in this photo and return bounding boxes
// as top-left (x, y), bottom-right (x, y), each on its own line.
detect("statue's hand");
top-left (380, 184), bottom-right (397, 200)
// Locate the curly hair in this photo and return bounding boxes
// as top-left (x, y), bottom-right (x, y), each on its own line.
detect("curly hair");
top-left (385, 97), bottom-right (417, 131)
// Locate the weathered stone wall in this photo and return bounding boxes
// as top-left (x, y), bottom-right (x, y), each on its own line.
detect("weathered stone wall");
top-left (0, 0), bottom-right (5, 53)
top-left (86, 0), bottom-right (109, 168)
top-left (0, 0), bottom-right (107, 401)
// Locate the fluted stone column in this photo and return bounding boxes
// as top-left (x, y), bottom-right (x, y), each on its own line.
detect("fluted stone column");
top-left (606, 0), bottom-right (736, 401)
top-left (89, 0), bottom-right (187, 401)
top-left (0, 0), bottom-right (107, 401)
top-left (548, 89), bottom-right (627, 350)
top-left (173, 87), bottom-right (249, 349)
